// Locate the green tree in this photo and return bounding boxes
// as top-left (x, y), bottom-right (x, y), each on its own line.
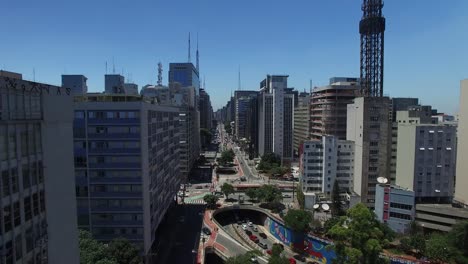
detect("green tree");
top-left (106, 238), bottom-right (142, 264)
top-left (271, 243), bottom-right (284, 257)
top-left (425, 233), bottom-right (453, 263)
top-left (268, 256), bottom-right (290, 264)
top-left (257, 185), bottom-right (283, 203)
top-left (245, 188), bottom-right (259, 201)
top-left (448, 220), bottom-right (468, 257)
top-left (258, 153), bottom-right (281, 172)
top-left (283, 209), bottom-right (312, 233)
top-left (203, 194), bottom-right (219, 209)
top-left (326, 203), bottom-right (391, 264)
top-left (219, 149), bottom-right (235, 165)
top-left (331, 180), bottom-right (344, 217)
top-left (224, 122), bottom-right (232, 135)
top-left (221, 182), bottom-right (235, 198)
top-left (323, 217), bottom-right (340, 233)
top-left (79, 230), bottom-right (117, 264)
top-left (296, 184), bottom-right (305, 209)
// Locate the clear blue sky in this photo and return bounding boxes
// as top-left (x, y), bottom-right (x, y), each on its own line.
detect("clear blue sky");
top-left (2, 0), bottom-right (467, 113)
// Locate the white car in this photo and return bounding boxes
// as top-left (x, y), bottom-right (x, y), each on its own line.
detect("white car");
top-left (247, 222), bottom-right (253, 227)
top-left (252, 226), bottom-right (258, 232)
top-left (242, 224), bottom-right (248, 230)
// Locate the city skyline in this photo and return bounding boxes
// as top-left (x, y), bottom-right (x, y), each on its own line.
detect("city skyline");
top-left (2, 0), bottom-right (468, 113)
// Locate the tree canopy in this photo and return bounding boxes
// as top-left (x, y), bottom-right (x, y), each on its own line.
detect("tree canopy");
top-left (257, 153), bottom-right (281, 172)
top-left (221, 182), bottom-right (235, 198)
top-left (219, 149), bottom-right (235, 165)
top-left (296, 184), bottom-right (305, 210)
top-left (283, 209), bottom-right (313, 233)
top-left (256, 185), bottom-right (283, 203)
top-left (225, 250), bottom-right (261, 264)
top-left (245, 188), bottom-right (259, 201)
top-left (203, 194), bottom-right (219, 209)
top-left (326, 203), bottom-right (391, 264)
top-left (79, 230), bottom-right (142, 264)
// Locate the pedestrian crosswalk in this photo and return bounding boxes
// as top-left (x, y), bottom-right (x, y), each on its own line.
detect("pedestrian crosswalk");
top-left (185, 199), bottom-right (206, 205)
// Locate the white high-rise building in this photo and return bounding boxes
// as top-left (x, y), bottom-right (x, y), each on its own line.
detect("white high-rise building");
top-left (0, 75), bottom-right (79, 264)
top-left (455, 79), bottom-right (468, 207)
top-left (257, 75), bottom-right (295, 163)
top-left (300, 136), bottom-right (354, 196)
top-left (347, 97), bottom-right (392, 208)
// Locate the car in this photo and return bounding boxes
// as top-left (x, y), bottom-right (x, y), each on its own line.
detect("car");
top-left (242, 224), bottom-right (248, 230)
top-left (195, 186), bottom-right (203, 189)
top-left (289, 258), bottom-right (297, 264)
top-left (258, 242), bottom-right (268, 249)
top-left (259, 232), bottom-right (267, 239)
top-left (250, 256), bottom-right (258, 263)
top-left (240, 177), bottom-right (247, 182)
top-left (202, 227), bottom-right (211, 235)
top-left (283, 193), bottom-right (292, 198)
top-left (252, 226), bottom-right (258, 232)
top-left (245, 230), bottom-right (252, 236)
top-left (249, 235), bottom-right (259, 243)
top-left (247, 221), bottom-right (253, 227)
top-left (266, 249), bottom-right (272, 255)
top-left (293, 255), bottom-right (306, 262)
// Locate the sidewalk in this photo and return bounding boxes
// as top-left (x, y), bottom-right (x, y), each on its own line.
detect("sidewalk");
top-left (197, 210), bottom-right (227, 264)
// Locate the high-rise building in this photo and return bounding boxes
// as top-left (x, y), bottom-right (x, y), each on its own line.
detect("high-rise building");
top-left (310, 78), bottom-right (359, 140)
top-left (62, 74), bottom-right (88, 95)
top-left (0, 75), bottom-right (79, 264)
top-left (390, 98), bottom-right (419, 122)
top-left (168, 63), bottom-right (200, 93)
top-left (234, 91), bottom-right (257, 140)
top-left (396, 121), bottom-right (456, 204)
top-left (347, 97), bottom-right (392, 208)
top-left (124, 83), bottom-right (139, 95)
top-left (246, 96), bottom-right (259, 159)
top-left (374, 183), bottom-right (415, 233)
top-left (141, 83), bottom-right (200, 180)
top-left (293, 92), bottom-right (310, 156)
top-left (73, 94), bottom-right (181, 257)
top-left (300, 136), bottom-right (354, 196)
top-left (257, 75), bottom-right (295, 163)
top-left (455, 79), bottom-right (468, 207)
top-left (105, 74), bottom-right (125, 94)
top-left (199, 88), bottom-right (213, 131)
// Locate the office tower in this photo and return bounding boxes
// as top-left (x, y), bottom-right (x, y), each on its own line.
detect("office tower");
top-left (359, 0), bottom-right (385, 97)
top-left (168, 63), bottom-right (200, 92)
top-left (455, 80), bottom-right (468, 207)
top-left (73, 94), bottom-right (181, 256)
top-left (234, 91), bottom-right (257, 140)
top-left (141, 83), bottom-right (200, 180)
top-left (257, 75), bottom-right (295, 163)
top-left (347, 97), bottom-right (392, 208)
top-left (199, 88), bottom-right (213, 131)
top-left (374, 183), bottom-right (415, 233)
top-left (395, 115), bottom-right (457, 203)
top-left (310, 77), bottom-right (359, 140)
top-left (0, 75), bottom-right (79, 264)
top-left (62, 74), bottom-right (88, 95)
top-left (105, 74), bottom-right (125, 94)
top-left (293, 92), bottom-right (310, 156)
top-left (246, 96), bottom-right (259, 159)
top-left (390, 98), bottom-right (419, 122)
top-left (124, 83), bottom-right (139, 95)
top-left (300, 136), bottom-right (354, 196)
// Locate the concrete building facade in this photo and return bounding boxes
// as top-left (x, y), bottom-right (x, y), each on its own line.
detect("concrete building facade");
top-left (124, 83), bottom-right (139, 95)
top-left (396, 122), bottom-right (456, 204)
top-left (293, 92), bottom-right (310, 156)
top-left (310, 77), bottom-right (359, 140)
top-left (62, 74), bottom-right (88, 95)
top-left (257, 75), bottom-right (295, 163)
top-left (347, 97), bottom-right (392, 208)
top-left (234, 91), bottom-right (257, 141)
top-left (455, 79), bottom-right (468, 207)
top-left (105, 74), bottom-right (125, 94)
top-left (0, 76), bottom-right (79, 264)
top-left (300, 136), bottom-right (354, 196)
top-left (375, 184), bottom-right (415, 234)
top-left (73, 94), bottom-right (181, 256)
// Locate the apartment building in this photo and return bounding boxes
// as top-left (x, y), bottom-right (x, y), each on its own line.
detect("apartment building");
top-left (73, 94), bottom-right (181, 256)
top-left (0, 76), bottom-right (79, 263)
top-left (375, 183), bottom-right (415, 233)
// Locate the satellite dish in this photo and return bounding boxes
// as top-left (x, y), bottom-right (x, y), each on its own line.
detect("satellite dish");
top-left (377, 177), bottom-right (388, 184)
top-left (321, 204), bottom-right (330, 211)
top-left (313, 204), bottom-right (320, 210)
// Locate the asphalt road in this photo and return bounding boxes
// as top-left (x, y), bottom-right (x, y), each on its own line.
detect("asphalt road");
top-left (152, 204), bottom-right (205, 264)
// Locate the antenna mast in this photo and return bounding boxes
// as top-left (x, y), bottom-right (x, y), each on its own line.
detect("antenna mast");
top-left (196, 33), bottom-right (200, 73)
top-left (238, 66), bottom-right (241, 91)
top-left (157, 62), bottom-right (163, 86)
top-left (188, 33), bottom-right (191, 63)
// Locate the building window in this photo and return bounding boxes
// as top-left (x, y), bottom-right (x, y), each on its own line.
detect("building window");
top-left (4, 205), bottom-right (12, 232)
top-left (74, 111), bottom-right (85, 119)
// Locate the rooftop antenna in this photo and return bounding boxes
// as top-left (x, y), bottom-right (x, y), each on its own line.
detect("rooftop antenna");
top-left (188, 32), bottom-right (191, 63)
top-left (105, 61), bottom-right (108, 74)
top-left (196, 33), bottom-right (199, 73)
top-left (157, 62), bottom-right (163, 86)
top-left (309, 79), bottom-right (313, 93)
top-left (238, 65), bottom-right (241, 90)
top-left (33, 68), bottom-right (36, 82)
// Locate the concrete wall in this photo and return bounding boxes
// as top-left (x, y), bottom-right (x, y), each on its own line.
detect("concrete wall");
top-left (395, 125), bottom-right (416, 191)
top-left (455, 79), bottom-right (468, 206)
